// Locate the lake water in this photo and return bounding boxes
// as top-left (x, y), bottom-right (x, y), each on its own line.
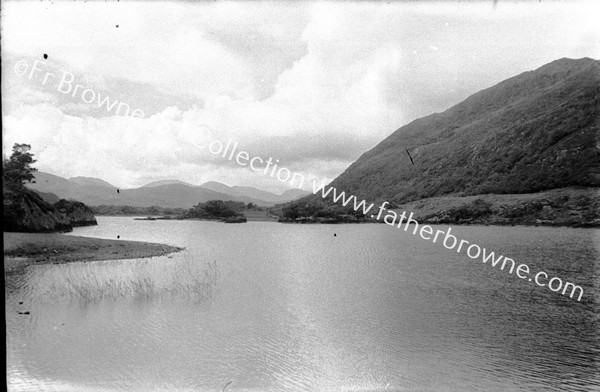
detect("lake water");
top-left (5, 217), bottom-right (600, 391)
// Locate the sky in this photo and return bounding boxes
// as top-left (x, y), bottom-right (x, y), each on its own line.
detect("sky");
top-left (2, 0), bottom-right (599, 193)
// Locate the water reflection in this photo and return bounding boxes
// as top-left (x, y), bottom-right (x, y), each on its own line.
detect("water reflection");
top-left (5, 219), bottom-right (600, 391)
top-left (8, 256), bottom-right (219, 304)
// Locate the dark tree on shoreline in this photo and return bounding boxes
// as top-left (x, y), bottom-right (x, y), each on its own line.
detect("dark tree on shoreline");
top-left (3, 144), bottom-right (38, 188)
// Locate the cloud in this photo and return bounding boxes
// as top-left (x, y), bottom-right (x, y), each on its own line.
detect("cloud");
top-left (2, 1), bottom-right (599, 193)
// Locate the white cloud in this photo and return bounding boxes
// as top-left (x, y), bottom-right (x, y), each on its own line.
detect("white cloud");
top-left (2, 1), bottom-right (599, 193)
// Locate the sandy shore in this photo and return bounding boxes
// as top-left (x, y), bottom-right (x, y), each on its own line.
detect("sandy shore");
top-left (3, 232), bottom-right (184, 270)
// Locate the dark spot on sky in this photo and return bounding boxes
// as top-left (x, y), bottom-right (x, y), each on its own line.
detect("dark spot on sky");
top-left (43, 54), bottom-right (48, 59)
top-left (116, 25), bottom-right (119, 28)
top-left (117, 235), bottom-right (120, 239)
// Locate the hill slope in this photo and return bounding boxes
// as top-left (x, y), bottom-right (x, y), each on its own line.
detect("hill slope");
top-left (68, 176), bottom-right (116, 188)
top-left (321, 57), bottom-right (599, 205)
top-left (200, 181), bottom-right (310, 203)
top-left (3, 183), bottom-right (97, 233)
top-left (28, 172), bottom-right (299, 208)
top-left (141, 180), bottom-right (195, 188)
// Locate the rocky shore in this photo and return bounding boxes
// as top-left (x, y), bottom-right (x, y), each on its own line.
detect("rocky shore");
top-left (54, 199), bottom-right (97, 227)
top-left (396, 187), bottom-right (600, 228)
top-left (278, 214), bottom-right (370, 224)
top-left (274, 187), bottom-right (599, 227)
top-left (3, 185), bottom-right (98, 233)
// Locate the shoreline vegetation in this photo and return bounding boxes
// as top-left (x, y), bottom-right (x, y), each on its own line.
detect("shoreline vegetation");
top-left (389, 187), bottom-right (600, 228)
top-left (101, 200), bottom-right (249, 223)
top-left (3, 188), bottom-right (595, 273)
top-left (3, 144), bottom-right (98, 233)
top-left (90, 187), bottom-right (598, 228)
top-left (3, 232), bottom-right (183, 271)
top-left (273, 187), bottom-right (600, 227)
top-left (98, 200), bottom-right (279, 223)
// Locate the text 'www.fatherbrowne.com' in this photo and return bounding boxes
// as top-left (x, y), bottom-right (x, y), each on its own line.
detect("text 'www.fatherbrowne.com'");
top-left (310, 183), bottom-right (584, 302)
top-left (171, 125), bottom-right (586, 303)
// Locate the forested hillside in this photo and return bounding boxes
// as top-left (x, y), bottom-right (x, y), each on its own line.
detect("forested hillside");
top-left (277, 58), bottom-right (599, 227)
top-left (320, 57), bottom-right (599, 205)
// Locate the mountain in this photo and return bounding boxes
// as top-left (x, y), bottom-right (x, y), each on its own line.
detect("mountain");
top-left (304, 57), bottom-right (599, 205)
top-left (28, 174), bottom-right (263, 208)
top-left (280, 188), bottom-right (311, 201)
top-left (231, 186), bottom-right (281, 202)
top-left (28, 173), bottom-right (307, 208)
top-left (199, 181), bottom-right (309, 203)
top-left (69, 176), bottom-right (116, 188)
top-left (231, 185), bottom-right (309, 203)
top-left (31, 172), bottom-right (75, 197)
top-left (141, 180), bottom-right (195, 188)
top-left (199, 181), bottom-right (235, 195)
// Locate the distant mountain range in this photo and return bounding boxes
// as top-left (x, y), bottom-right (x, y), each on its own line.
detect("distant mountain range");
top-left (200, 181), bottom-right (308, 203)
top-left (68, 176), bottom-right (116, 188)
top-left (140, 179), bottom-right (196, 188)
top-left (28, 172), bottom-right (309, 208)
top-left (298, 57), bottom-right (599, 206)
top-left (25, 57), bottom-right (600, 226)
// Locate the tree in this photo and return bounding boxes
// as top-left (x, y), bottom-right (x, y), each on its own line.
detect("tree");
top-left (203, 200), bottom-right (237, 217)
top-left (3, 144), bottom-right (37, 188)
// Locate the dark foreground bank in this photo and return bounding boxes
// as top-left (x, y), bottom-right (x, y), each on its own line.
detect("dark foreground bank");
top-left (3, 232), bottom-right (183, 270)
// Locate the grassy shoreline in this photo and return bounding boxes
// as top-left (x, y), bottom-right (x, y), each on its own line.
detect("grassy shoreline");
top-left (3, 232), bottom-right (184, 270)
top-left (274, 187), bottom-right (599, 227)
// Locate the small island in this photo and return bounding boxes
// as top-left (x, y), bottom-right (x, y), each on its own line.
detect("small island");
top-left (134, 200), bottom-right (248, 223)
